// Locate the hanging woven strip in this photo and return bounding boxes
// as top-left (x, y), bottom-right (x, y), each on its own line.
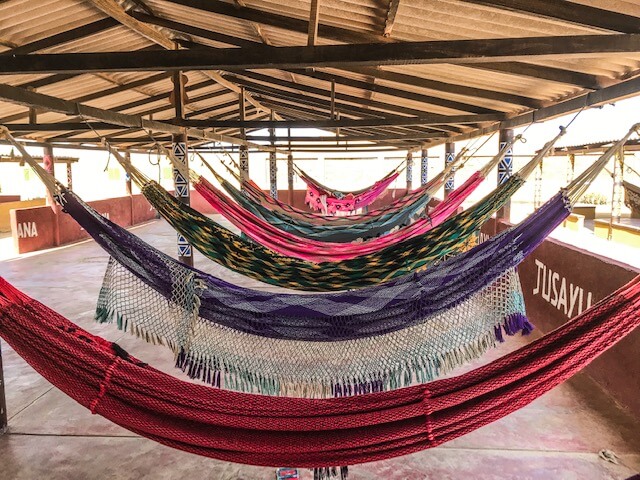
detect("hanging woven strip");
top-left (1, 273), bottom-right (639, 467)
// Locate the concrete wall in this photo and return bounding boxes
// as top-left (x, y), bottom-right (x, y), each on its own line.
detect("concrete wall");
top-left (10, 194), bottom-right (157, 254)
top-left (482, 218), bottom-right (640, 418)
top-left (0, 198), bottom-right (46, 232)
top-left (8, 189), bottom-right (217, 254)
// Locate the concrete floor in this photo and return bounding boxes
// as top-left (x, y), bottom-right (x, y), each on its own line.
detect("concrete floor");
top-left (0, 216), bottom-right (639, 479)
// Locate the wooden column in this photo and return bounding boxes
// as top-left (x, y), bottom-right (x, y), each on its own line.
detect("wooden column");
top-left (269, 112), bottom-right (278, 199)
top-left (42, 143), bottom-right (55, 207)
top-left (497, 128), bottom-right (514, 220)
top-left (420, 148), bottom-right (429, 186)
top-left (0, 342), bottom-right (7, 435)
top-left (124, 151), bottom-right (132, 196)
top-left (406, 151), bottom-right (413, 191)
top-left (287, 152), bottom-right (294, 205)
top-left (172, 62), bottom-right (193, 266)
top-left (444, 142), bottom-right (455, 200)
top-left (43, 143), bottom-right (60, 246)
top-left (239, 87), bottom-right (249, 191)
top-left (66, 162), bottom-right (73, 190)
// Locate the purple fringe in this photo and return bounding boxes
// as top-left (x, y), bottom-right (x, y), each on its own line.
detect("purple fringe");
top-left (175, 348), bottom-right (222, 388)
top-left (495, 313), bottom-right (534, 343)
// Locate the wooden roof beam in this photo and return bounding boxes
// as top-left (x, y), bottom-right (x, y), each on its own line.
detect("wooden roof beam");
top-left (164, 0), bottom-right (390, 44)
top-left (131, 11), bottom-right (589, 103)
top-left (178, 114), bottom-right (503, 129)
top-left (0, 82), bottom-right (282, 152)
top-left (307, 0), bottom-right (321, 47)
top-left (383, 0), bottom-right (401, 38)
top-left (7, 34), bottom-right (640, 74)
top-left (457, 0), bottom-right (640, 34)
top-left (87, 0), bottom-right (278, 117)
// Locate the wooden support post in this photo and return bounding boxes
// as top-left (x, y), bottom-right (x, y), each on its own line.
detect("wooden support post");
top-left (609, 147), bottom-right (624, 239)
top-left (239, 87), bottom-right (249, 191)
top-left (43, 143), bottom-right (61, 246)
top-left (124, 150), bottom-right (132, 196)
top-left (444, 141), bottom-right (455, 200)
top-left (172, 132), bottom-right (192, 266)
top-left (307, 0), bottom-right (321, 47)
top-left (287, 152), bottom-right (294, 205)
top-left (567, 153), bottom-right (576, 184)
top-left (171, 60), bottom-right (193, 266)
top-left (269, 111), bottom-right (278, 199)
top-left (0, 342), bottom-right (7, 435)
top-left (497, 128), bottom-right (514, 220)
top-left (534, 158), bottom-right (544, 210)
top-left (420, 148), bottom-right (429, 186)
top-left (66, 161), bottom-right (73, 190)
top-left (42, 143), bottom-right (55, 207)
top-left (406, 151), bottom-right (413, 191)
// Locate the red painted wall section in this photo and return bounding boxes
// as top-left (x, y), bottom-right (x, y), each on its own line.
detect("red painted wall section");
top-left (132, 194), bottom-right (157, 224)
top-left (481, 218), bottom-right (640, 418)
top-left (189, 189), bottom-right (217, 215)
top-left (10, 206), bottom-right (56, 253)
top-left (0, 195), bottom-right (21, 203)
top-left (10, 194), bottom-right (159, 254)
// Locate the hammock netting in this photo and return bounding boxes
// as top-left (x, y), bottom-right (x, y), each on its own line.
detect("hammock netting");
top-left (72, 186), bottom-right (569, 395)
top-left (138, 173), bottom-right (526, 290)
top-left (1, 274), bottom-right (638, 467)
top-left (189, 171), bottom-right (483, 262)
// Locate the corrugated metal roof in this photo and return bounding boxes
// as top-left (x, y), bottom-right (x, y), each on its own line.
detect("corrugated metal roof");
top-left (1, 0), bottom-right (640, 151)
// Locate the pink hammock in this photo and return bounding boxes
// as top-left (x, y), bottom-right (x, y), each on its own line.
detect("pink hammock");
top-left (193, 171), bottom-right (484, 262)
top-left (304, 170), bottom-right (401, 214)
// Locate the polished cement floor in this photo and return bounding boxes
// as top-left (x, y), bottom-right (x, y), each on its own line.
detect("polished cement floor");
top-left (0, 216), bottom-right (639, 480)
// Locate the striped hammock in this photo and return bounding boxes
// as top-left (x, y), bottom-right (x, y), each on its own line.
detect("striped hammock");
top-left (87, 186), bottom-right (566, 396)
top-left (199, 140), bottom-right (515, 243)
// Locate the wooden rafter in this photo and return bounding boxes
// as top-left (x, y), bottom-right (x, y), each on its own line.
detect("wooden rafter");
top-left (6, 34), bottom-right (640, 74)
top-left (178, 114), bottom-right (503, 129)
top-left (457, 0), bottom-right (640, 33)
top-left (86, 0), bottom-right (278, 118)
top-left (0, 82), bottom-right (281, 152)
top-left (383, 0), bottom-right (401, 38)
top-left (307, 0), bottom-right (321, 47)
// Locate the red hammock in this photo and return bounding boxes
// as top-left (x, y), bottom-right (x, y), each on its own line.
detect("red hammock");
top-left (0, 275), bottom-right (639, 467)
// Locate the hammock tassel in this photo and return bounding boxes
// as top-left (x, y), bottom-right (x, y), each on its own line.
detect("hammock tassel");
top-left (313, 466), bottom-right (348, 480)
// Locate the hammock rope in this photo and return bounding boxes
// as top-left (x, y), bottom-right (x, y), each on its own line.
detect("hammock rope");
top-left (199, 134), bottom-right (514, 244)
top-left (0, 274), bottom-right (638, 467)
top-left (0, 125), bottom-right (634, 397)
top-left (220, 146), bottom-right (469, 227)
top-left (116, 139), bottom-right (517, 262)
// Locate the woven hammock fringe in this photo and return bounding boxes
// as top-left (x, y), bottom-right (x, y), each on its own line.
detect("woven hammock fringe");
top-left (314, 466), bottom-right (348, 480)
top-left (95, 306), bottom-right (533, 397)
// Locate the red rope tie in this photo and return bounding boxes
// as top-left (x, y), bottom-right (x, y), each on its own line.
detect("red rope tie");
top-left (423, 387), bottom-right (435, 443)
top-left (90, 357), bottom-right (120, 414)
